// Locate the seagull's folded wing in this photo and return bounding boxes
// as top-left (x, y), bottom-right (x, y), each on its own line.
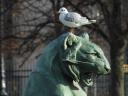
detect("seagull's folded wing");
top-left (65, 12), bottom-right (81, 23)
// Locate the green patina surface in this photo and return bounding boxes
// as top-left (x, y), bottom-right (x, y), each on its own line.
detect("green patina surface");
top-left (23, 32), bottom-right (111, 96)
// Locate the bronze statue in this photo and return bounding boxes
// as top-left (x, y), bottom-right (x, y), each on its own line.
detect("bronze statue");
top-left (23, 32), bottom-right (111, 96)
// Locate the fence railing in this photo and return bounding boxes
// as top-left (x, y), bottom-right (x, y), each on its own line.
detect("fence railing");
top-left (5, 64), bottom-right (128, 96)
top-left (6, 70), bottom-right (111, 96)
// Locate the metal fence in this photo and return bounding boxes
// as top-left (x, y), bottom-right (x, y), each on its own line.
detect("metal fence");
top-left (5, 69), bottom-right (111, 96)
top-left (6, 69), bottom-right (32, 96)
top-left (125, 73), bottom-right (128, 96)
top-left (5, 66), bottom-right (128, 96)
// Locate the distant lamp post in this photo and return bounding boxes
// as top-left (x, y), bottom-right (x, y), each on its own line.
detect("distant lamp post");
top-left (0, 0), bottom-right (8, 95)
top-left (0, 53), bottom-right (8, 96)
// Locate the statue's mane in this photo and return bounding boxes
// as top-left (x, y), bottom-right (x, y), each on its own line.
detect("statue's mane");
top-left (33, 32), bottom-right (110, 86)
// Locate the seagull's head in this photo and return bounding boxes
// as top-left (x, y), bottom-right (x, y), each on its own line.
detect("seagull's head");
top-left (58, 7), bottom-right (68, 14)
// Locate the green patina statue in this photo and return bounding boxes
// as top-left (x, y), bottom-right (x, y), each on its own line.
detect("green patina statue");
top-left (23, 32), bottom-right (111, 96)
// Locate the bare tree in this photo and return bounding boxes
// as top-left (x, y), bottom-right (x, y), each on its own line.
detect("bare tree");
top-left (95, 0), bottom-right (128, 96)
top-left (1, 0), bottom-right (128, 96)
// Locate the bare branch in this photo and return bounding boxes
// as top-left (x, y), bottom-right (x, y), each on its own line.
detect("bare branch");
top-left (25, 0), bottom-right (51, 18)
top-left (18, 43), bottom-right (40, 68)
top-left (95, 0), bottom-right (111, 26)
top-left (85, 24), bottom-right (110, 44)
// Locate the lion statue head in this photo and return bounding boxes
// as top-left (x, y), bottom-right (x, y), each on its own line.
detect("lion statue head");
top-left (58, 32), bottom-right (111, 87)
top-left (23, 32), bottom-right (111, 96)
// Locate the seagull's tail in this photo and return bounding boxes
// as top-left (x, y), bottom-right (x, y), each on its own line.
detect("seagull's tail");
top-left (90, 20), bottom-right (96, 23)
top-left (81, 17), bottom-right (96, 25)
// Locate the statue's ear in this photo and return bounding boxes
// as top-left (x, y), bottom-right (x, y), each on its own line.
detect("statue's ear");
top-left (63, 33), bottom-right (79, 50)
top-left (62, 33), bottom-right (81, 63)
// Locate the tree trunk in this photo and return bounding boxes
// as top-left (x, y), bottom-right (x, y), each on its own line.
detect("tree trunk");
top-left (110, 38), bottom-right (127, 96)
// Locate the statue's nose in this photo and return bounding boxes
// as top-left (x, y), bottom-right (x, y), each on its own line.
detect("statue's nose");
top-left (103, 55), bottom-right (111, 73)
top-left (104, 63), bottom-right (111, 73)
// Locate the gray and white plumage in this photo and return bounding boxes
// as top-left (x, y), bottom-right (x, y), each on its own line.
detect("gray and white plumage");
top-left (58, 7), bottom-right (96, 28)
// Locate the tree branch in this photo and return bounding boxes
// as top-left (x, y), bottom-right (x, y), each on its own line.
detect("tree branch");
top-left (85, 24), bottom-right (110, 44)
top-left (25, 0), bottom-right (51, 18)
top-left (95, 0), bottom-right (111, 29)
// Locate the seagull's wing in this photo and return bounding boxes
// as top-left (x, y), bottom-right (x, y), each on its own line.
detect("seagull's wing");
top-left (63, 11), bottom-right (96, 26)
top-left (64, 12), bottom-right (81, 23)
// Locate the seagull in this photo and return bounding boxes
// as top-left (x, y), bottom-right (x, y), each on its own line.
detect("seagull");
top-left (58, 7), bottom-right (96, 28)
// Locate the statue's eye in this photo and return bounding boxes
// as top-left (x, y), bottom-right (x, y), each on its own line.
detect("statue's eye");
top-left (91, 53), bottom-right (101, 58)
top-left (90, 53), bottom-right (96, 55)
